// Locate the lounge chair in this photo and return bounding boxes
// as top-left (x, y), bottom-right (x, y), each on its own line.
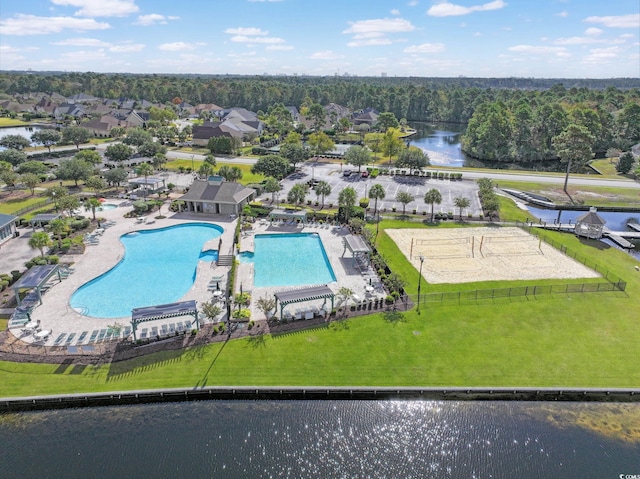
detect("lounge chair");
top-left (88, 330), bottom-right (99, 343)
top-left (77, 331), bottom-right (88, 344)
top-left (64, 333), bottom-right (76, 345)
top-left (53, 333), bottom-right (66, 346)
top-left (96, 329), bottom-right (107, 342)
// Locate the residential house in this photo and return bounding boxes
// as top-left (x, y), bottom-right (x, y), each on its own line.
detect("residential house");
top-left (352, 108), bottom-right (379, 126)
top-left (54, 103), bottom-right (87, 122)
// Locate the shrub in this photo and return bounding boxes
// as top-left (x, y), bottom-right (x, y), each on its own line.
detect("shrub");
top-left (46, 255), bottom-right (59, 264)
top-left (246, 183), bottom-right (264, 196)
top-left (385, 295), bottom-right (395, 305)
top-left (68, 218), bottom-right (90, 231)
top-left (231, 308), bottom-right (251, 321)
top-left (359, 197), bottom-right (370, 208)
top-left (251, 146), bottom-right (269, 155)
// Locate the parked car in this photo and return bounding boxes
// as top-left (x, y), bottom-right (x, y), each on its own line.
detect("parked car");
top-left (343, 170), bottom-right (352, 177)
top-left (361, 171), bottom-right (369, 178)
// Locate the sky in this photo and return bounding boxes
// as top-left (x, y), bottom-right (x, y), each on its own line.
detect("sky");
top-left (0, 0), bottom-right (638, 78)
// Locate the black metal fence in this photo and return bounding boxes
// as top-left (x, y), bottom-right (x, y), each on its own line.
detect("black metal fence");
top-left (10, 199), bottom-right (52, 217)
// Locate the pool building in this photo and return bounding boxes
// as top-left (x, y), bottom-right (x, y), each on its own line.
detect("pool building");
top-left (179, 176), bottom-right (256, 216)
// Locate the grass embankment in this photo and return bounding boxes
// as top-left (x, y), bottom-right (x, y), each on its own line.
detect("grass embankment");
top-left (164, 158), bottom-right (265, 185)
top-left (0, 118), bottom-right (28, 127)
top-left (1, 191), bottom-right (639, 396)
top-left (496, 179), bottom-right (640, 207)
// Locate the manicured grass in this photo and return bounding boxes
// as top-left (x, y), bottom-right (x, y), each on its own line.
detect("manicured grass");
top-left (165, 159), bottom-right (265, 185)
top-left (1, 194), bottom-right (639, 397)
top-left (496, 179), bottom-right (640, 207)
top-left (0, 194), bottom-right (49, 215)
top-left (0, 118), bottom-right (28, 127)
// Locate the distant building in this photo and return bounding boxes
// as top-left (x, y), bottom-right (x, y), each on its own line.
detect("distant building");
top-left (0, 214), bottom-right (18, 246)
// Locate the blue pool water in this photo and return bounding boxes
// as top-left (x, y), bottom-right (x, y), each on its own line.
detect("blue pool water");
top-left (71, 223), bottom-right (223, 318)
top-left (239, 233), bottom-right (336, 287)
top-left (98, 203), bottom-right (117, 211)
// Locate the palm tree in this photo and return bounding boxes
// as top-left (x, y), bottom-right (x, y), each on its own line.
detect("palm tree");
top-left (338, 186), bottom-right (357, 224)
top-left (424, 188), bottom-right (442, 222)
top-left (454, 196), bottom-right (471, 220)
top-left (287, 183), bottom-right (308, 210)
top-left (395, 191), bottom-right (415, 215)
top-left (368, 183), bottom-right (386, 217)
top-left (85, 197), bottom-right (101, 221)
top-left (48, 218), bottom-right (69, 249)
top-left (337, 286), bottom-right (354, 317)
top-left (136, 163), bottom-right (154, 199)
top-left (28, 232), bottom-right (52, 259)
top-left (314, 181), bottom-right (331, 209)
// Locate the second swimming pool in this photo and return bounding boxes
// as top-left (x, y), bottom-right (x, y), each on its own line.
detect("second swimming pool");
top-left (239, 233), bottom-right (337, 287)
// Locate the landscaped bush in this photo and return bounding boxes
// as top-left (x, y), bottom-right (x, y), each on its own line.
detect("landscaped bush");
top-left (68, 218), bottom-right (90, 231)
top-left (251, 146), bottom-right (269, 155)
top-left (231, 308), bottom-right (251, 321)
top-left (246, 183), bottom-right (264, 196)
top-left (359, 197), bottom-right (370, 208)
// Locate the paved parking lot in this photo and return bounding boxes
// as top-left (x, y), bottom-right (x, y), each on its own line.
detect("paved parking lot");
top-left (278, 161), bottom-right (483, 217)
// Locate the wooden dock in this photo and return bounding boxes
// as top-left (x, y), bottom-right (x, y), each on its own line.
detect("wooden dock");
top-left (627, 222), bottom-right (640, 232)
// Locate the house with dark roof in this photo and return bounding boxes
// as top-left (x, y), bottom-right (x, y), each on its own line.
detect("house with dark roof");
top-left (53, 103), bottom-right (87, 121)
top-left (352, 108), bottom-right (379, 126)
top-left (0, 214), bottom-right (18, 246)
top-left (179, 176), bottom-right (256, 215)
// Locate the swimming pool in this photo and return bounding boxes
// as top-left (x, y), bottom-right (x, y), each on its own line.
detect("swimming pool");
top-left (98, 203), bottom-right (118, 211)
top-left (239, 233), bottom-right (336, 287)
top-left (71, 223), bottom-right (223, 318)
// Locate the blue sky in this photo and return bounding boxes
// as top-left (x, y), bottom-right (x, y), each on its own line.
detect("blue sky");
top-left (0, 0), bottom-right (638, 78)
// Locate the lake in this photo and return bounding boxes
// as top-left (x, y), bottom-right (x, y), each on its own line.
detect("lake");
top-left (0, 400), bottom-right (638, 478)
top-left (408, 122), bottom-right (471, 167)
top-left (0, 125), bottom-right (43, 151)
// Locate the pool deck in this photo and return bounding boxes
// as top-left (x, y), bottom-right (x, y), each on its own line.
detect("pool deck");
top-left (237, 221), bottom-right (385, 322)
top-left (5, 205), bottom-right (384, 348)
top-left (8, 204), bottom-right (237, 346)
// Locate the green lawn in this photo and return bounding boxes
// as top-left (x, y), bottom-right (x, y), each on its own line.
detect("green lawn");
top-left (165, 159), bottom-right (266, 185)
top-left (2, 213), bottom-right (640, 396)
top-left (1, 188), bottom-right (640, 397)
top-left (0, 118), bottom-right (28, 127)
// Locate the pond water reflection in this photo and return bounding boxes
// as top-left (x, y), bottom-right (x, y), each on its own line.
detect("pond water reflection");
top-left (0, 400), bottom-right (638, 478)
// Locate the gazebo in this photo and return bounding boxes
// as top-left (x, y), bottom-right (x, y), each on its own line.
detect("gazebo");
top-left (11, 264), bottom-right (61, 307)
top-left (574, 207), bottom-right (606, 239)
top-left (130, 300), bottom-right (199, 341)
top-left (29, 213), bottom-right (61, 230)
top-left (342, 234), bottom-right (371, 269)
top-left (273, 285), bottom-right (335, 321)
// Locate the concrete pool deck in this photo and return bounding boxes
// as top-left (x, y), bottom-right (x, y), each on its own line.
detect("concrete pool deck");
top-left (6, 204), bottom-right (384, 347)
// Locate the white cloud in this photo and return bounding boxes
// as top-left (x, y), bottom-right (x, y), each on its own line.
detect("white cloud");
top-left (230, 35), bottom-right (284, 44)
top-left (347, 38), bottom-right (393, 47)
top-left (509, 44), bottom-right (570, 57)
top-left (50, 0), bottom-right (139, 17)
top-left (391, 9), bottom-right (401, 15)
top-left (582, 46), bottom-right (621, 64)
top-left (408, 1), bottom-right (419, 5)
top-left (134, 14), bottom-right (179, 26)
top-left (403, 42), bottom-right (445, 53)
top-left (343, 17), bottom-right (415, 47)
top-left (556, 11), bottom-right (568, 18)
top-left (343, 18), bottom-right (416, 35)
top-left (310, 50), bottom-right (345, 60)
top-left (60, 49), bottom-right (109, 62)
top-left (585, 27), bottom-right (603, 36)
top-left (52, 37), bottom-right (111, 47)
top-left (584, 14), bottom-right (640, 29)
top-left (159, 42), bottom-right (200, 51)
top-left (427, 0), bottom-right (507, 17)
top-left (266, 45), bottom-right (294, 51)
top-left (225, 27), bottom-right (268, 36)
top-left (248, 0), bottom-right (283, 2)
top-left (109, 43), bottom-right (145, 52)
top-left (0, 14), bottom-right (110, 35)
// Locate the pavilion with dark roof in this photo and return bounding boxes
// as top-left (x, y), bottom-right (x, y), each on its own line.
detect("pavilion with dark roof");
top-left (179, 176), bottom-right (255, 216)
top-left (574, 207), bottom-right (606, 239)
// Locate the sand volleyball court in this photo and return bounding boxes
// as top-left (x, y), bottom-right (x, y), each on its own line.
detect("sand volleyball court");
top-left (385, 227), bottom-right (601, 284)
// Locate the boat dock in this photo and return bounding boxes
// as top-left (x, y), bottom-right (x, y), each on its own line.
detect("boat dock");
top-left (529, 223), bottom-right (638, 249)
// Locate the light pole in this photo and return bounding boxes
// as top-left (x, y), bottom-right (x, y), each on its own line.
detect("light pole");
top-left (417, 255), bottom-right (424, 314)
top-left (191, 155), bottom-right (194, 172)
